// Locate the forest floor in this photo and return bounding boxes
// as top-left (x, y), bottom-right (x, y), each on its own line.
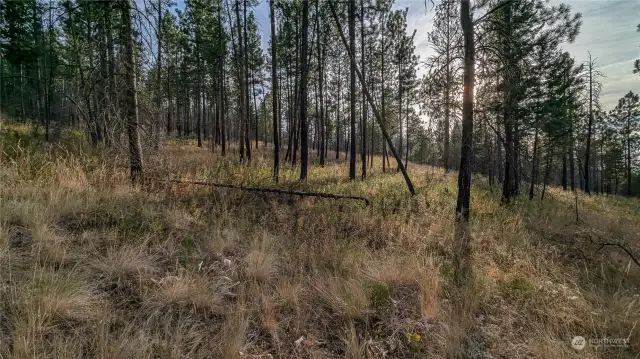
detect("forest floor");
top-left (1, 123), bottom-right (639, 359)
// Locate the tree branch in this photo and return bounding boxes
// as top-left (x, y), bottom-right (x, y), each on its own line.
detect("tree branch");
top-left (474, 0), bottom-right (514, 25)
top-left (154, 179), bottom-right (371, 205)
top-left (592, 240), bottom-right (640, 268)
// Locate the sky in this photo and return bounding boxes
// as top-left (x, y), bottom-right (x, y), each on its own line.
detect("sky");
top-left (400, 0), bottom-right (640, 109)
top-left (178, 0), bottom-right (640, 110)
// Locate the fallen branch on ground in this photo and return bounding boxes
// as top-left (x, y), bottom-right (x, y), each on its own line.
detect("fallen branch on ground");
top-left (586, 233), bottom-right (640, 268)
top-left (594, 242), bottom-right (640, 268)
top-left (152, 179), bottom-right (371, 206)
top-left (543, 231), bottom-right (640, 269)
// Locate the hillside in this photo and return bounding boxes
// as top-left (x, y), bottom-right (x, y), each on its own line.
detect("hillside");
top-left (1, 125), bottom-right (639, 358)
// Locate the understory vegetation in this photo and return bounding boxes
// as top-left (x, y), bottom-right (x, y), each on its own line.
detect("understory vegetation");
top-left (1, 125), bottom-right (639, 358)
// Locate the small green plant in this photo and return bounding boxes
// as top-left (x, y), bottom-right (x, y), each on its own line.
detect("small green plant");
top-left (367, 281), bottom-right (391, 311)
top-left (499, 277), bottom-right (533, 302)
top-left (405, 331), bottom-right (424, 352)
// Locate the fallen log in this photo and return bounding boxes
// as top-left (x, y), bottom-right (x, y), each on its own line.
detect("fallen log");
top-left (156, 179), bottom-right (370, 206)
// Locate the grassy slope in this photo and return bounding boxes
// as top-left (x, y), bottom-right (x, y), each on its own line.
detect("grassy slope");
top-left (1, 125), bottom-right (639, 358)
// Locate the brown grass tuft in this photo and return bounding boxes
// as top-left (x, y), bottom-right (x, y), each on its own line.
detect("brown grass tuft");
top-left (313, 275), bottom-right (369, 319)
top-left (245, 232), bottom-right (279, 283)
top-left (9, 271), bottom-right (105, 357)
top-left (92, 244), bottom-right (158, 281)
top-left (145, 273), bottom-right (223, 312)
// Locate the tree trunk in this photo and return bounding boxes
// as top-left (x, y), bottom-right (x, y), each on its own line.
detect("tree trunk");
top-left (360, 0), bottom-right (367, 179)
top-left (562, 149), bottom-right (568, 190)
top-left (444, 0), bottom-right (452, 172)
top-left (502, 121), bottom-right (514, 203)
top-left (336, 60), bottom-right (341, 160)
top-left (270, 0), bottom-right (280, 180)
top-left (599, 134), bottom-right (604, 194)
top-left (232, 0), bottom-right (246, 160)
top-left (627, 109), bottom-right (632, 196)
top-left (292, 14), bottom-right (300, 166)
top-left (243, 0), bottom-right (251, 160)
top-left (397, 59), bottom-right (403, 173)
top-left (513, 124), bottom-right (520, 196)
top-left (380, 8), bottom-right (386, 173)
top-left (0, 43), bottom-right (2, 123)
top-left (300, 0), bottom-right (310, 181)
top-left (121, 0), bottom-right (143, 184)
top-left (456, 0), bottom-right (474, 221)
top-left (348, 0), bottom-right (357, 180)
top-left (155, 0), bottom-right (163, 149)
top-left (262, 83), bottom-right (268, 147)
top-left (221, 65), bottom-right (227, 155)
top-left (318, 3), bottom-right (325, 167)
top-left (253, 79), bottom-right (259, 149)
top-left (584, 54), bottom-right (594, 195)
top-left (405, 95), bottom-right (409, 168)
top-left (453, 0), bottom-right (474, 286)
top-left (541, 140), bottom-right (552, 200)
top-left (500, 2), bottom-right (514, 204)
top-left (196, 41), bottom-right (202, 148)
top-left (529, 124), bottom-right (539, 200)
top-left (213, 81), bottom-right (219, 147)
top-left (496, 126), bottom-right (503, 183)
top-left (98, 4), bottom-right (109, 145)
top-left (285, 55), bottom-right (294, 161)
top-left (106, 6), bottom-right (116, 146)
top-left (569, 111), bottom-right (575, 191)
top-left (167, 65), bottom-right (174, 136)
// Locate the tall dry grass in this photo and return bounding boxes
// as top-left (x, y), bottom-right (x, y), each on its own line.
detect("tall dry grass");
top-left (0, 123), bottom-right (638, 358)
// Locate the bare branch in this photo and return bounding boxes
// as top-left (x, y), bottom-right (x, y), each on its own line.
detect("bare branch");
top-left (152, 179), bottom-right (371, 205)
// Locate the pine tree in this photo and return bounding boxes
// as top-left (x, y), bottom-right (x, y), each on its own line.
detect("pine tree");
top-left (613, 91), bottom-right (640, 196)
top-left (481, 0), bottom-right (582, 203)
top-left (582, 52), bottom-right (603, 195)
top-left (426, 0), bottom-right (460, 173)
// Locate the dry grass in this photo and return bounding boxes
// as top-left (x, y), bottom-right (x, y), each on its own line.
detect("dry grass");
top-left (245, 233), bottom-right (280, 283)
top-left (1, 123), bottom-right (639, 358)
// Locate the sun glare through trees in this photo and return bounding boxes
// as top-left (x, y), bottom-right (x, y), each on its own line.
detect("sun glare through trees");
top-left (1, 0), bottom-right (639, 357)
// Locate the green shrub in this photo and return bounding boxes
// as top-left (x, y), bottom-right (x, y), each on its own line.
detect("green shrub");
top-left (499, 277), bottom-right (533, 302)
top-left (367, 281), bottom-right (391, 311)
